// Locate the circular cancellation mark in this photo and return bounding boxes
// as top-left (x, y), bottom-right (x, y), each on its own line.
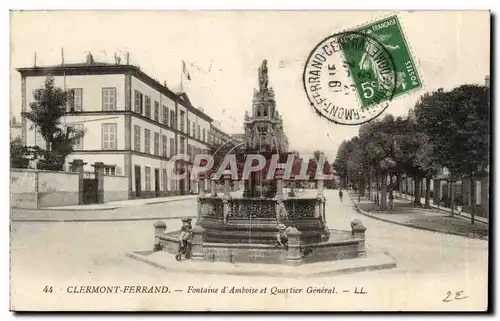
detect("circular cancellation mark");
top-left (303, 30), bottom-right (397, 125)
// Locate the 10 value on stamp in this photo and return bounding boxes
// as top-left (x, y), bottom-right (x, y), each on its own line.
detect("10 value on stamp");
top-left (303, 15), bottom-right (423, 125)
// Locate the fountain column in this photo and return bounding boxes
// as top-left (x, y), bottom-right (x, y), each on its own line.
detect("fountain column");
top-left (288, 173), bottom-right (296, 197)
top-left (275, 168), bottom-right (284, 197)
top-left (223, 170), bottom-right (231, 197)
top-left (198, 173), bottom-right (206, 197)
top-left (222, 170), bottom-right (232, 224)
top-left (210, 174), bottom-right (217, 197)
top-left (316, 174), bottom-right (326, 221)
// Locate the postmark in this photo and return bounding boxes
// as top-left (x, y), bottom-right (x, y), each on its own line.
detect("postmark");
top-left (303, 15), bottom-right (422, 125)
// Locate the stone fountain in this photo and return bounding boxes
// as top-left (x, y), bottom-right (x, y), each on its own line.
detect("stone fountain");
top-left (151, 60), bottom-right (370, 266)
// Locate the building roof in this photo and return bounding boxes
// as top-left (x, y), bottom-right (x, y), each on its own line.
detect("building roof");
top-left (17, 61), bottom-right (213, 122)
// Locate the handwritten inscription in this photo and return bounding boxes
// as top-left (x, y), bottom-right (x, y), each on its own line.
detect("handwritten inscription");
top-left (443, 290), bottom-right (469, 302)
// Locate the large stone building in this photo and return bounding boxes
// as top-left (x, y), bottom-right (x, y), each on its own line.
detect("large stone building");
top-left (17, 53), bottom-right (229, 198)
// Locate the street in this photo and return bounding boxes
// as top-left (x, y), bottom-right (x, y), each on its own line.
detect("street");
top-left (10, 190), bottom-right (488, 311)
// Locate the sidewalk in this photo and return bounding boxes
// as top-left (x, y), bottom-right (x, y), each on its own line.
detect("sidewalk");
top-left (42, 194), bottom-right (198, 211)
top-left (348, 192), bottom-right (488, 240)
top-left (394, 192), bottom-right (488, 224)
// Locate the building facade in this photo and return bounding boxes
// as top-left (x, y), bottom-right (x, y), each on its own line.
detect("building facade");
top-left (18, 55), bottom-right (216, 198)
top-left (209, 123), bottom-right (233, 147)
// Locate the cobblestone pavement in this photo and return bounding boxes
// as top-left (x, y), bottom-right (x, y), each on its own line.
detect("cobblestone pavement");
top-left (10, 190), bottom-right (488, 311)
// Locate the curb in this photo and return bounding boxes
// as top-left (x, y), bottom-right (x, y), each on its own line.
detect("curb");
top-left (11, 215), bottom-right (197, 223)
top-left (12, 196), bottom-right (197, 212)
top-left (347, 193), bottom-right (488, 241)
top-left (126, 251), bottom-right (397, 278)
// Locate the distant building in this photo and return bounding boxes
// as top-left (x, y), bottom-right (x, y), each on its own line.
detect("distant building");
top-left (209, 123), bottom-right (233, 147)
top-left (485, 75), bottom-right (490, 87)
top-left (17, 53), bottom-right (219, 198)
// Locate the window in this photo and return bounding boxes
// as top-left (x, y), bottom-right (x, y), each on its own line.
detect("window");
top-left (134, 125), bottom-right (141, 152)
top-left (154, 132), bottom-right (160, 156)
top-left (180, 111), bottom-right (185, 132)
top-left (162, 135), bottom-right (168, 157)
top-left (179, 137), bottom-right (185, 154)
top-left (197, 124), bottom-right (201, 140)
top-left (73, 124), bottom-right (83, 150)
top-left (104, 166), bottom-right (116, 175)
top-left (187, 117), bottom-right (190, 135)
top-left (202, 128), bottom-right (206, 142)
top-left (144, 129), bottom-right (151, 154)
top-left (170, 138), bottom-right (175, 157)
top-left (145, 96), bottom-right (151, 118)
top-left (162, 168), bottom-right (168, 191)
top-left (163, 106), bottom-right (168, 125)
top-left (102, 123), bottom-right (117, 150)
top-left (67, 88), bottom-right (83, 112)
top-left (154, 101), bottom-right (159, 122)
top-left (134, 90), bottom-right (143, 113)
top-left (145, 166), bottom-right (151, 191)
top-left (170, 110), bottom-right (175, 128)
top-left (102, 88), bottom-right (116, 111)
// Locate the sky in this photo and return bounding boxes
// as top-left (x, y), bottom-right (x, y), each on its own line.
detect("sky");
top-left (10, 10), bottom-right (490, 161)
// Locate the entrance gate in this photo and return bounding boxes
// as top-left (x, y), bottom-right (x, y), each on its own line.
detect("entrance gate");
top-left (83, 171), bottom-right (98, 204)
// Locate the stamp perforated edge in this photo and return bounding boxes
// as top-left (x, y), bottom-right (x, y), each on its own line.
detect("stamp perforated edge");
top-left (343, 12), bottom-right (425, 103)
top-left (303, 11), bottom-right (426, 125)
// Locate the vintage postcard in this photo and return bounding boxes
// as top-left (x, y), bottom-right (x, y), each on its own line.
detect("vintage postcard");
top-left (9, 10), bottom-right (490, 311)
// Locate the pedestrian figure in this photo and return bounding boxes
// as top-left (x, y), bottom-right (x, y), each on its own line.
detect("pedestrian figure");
top-left (388, 189), bottom-right (394, 210)
top-left (338, 188), bottom-right (344, 202)
top-left (176, 219), bottom-right (193, 261)
top-left (275, 224), bottom-right (291, 251)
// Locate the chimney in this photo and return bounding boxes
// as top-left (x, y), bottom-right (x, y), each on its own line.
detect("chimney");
top-left (114, 53), bottom-right (121, 65)
top-left (86, 52), bottom-right (94, 65)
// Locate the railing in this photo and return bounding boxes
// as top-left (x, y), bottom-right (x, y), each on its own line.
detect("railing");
top-left (230, 198), bottom-right (276, 218)
top-left (199, 196), bottom-right (318, 219)
top-left (83, 171), bottom-right (96, 179)
top-left (284, 199), bottom-right (316, 219)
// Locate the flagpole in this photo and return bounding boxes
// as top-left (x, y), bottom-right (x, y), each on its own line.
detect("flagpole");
top-left (180, 60), bottom-right (183, 93)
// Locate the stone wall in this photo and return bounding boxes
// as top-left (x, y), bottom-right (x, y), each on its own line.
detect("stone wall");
top-left (10, 169), bottom-right (79, 208)
top-left (10, 169), bottom-right (38, 209)
top-left (38, 171), bottom-right (79, 207)
top-left (103, 175), bottom-right (129, 202)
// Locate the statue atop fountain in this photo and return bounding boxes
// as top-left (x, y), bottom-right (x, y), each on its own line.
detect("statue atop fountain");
top-left (258, 59), bottom-right (269, 91)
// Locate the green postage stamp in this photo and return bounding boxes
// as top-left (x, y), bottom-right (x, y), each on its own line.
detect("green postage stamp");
top-left (303, 14), bottom-right (423, 125)
top-left (347, 15), bottom-right (422, 104)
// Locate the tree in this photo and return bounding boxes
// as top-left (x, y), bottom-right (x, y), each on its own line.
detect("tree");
top-left (415, 85), bottom-right (490, 223)
top-left (24, 75), bottom-right (85, 171)
top-left (10, 138), bottom-right (30, 168)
